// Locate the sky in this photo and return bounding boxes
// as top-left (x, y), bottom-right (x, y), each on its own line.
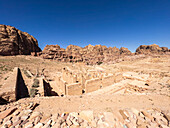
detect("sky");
top-left (0, 0), bottom-right (170, 52)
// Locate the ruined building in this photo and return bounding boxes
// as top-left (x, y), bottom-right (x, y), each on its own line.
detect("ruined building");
top-left (53, 66), bottom-right (123, 96)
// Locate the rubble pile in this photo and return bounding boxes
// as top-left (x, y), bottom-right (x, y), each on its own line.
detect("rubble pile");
top-left (0, 102), bottom-right (169, 128)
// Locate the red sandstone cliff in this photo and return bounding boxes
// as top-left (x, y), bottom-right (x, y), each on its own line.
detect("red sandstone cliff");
top-left (40, 44), bottom-right (169, 65)
top-left (0, 24), bottom-right (41, 55)
top-left (40, 44), bottom-right (133, 64)
top-left (135, 44), bottom-right (169, 55)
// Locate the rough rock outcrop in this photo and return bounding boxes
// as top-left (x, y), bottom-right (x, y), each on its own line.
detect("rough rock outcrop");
top-left (39, 44), bottom-right (169, 64)
top-left (0, 24), bottom-right (41, 55)
top-left (135, 44), bottom-right (169, 55)
top-left (119, 47), bottom-right (132, 55)
top-left (40, 44), bottom-right (132, 64)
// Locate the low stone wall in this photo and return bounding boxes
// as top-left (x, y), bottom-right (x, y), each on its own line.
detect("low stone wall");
top-left (15, 68), bottom-right (29, 100)
top-left (57, 78), bottom-right (67, 95)
top-left (85, 78), bottom-right (101, 93)
top-left (66, 83), bottom-right (82, 95)
top-left (102, 74), bottom-right (115, 87)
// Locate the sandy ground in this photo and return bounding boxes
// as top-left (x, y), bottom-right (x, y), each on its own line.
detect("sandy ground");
top-left (16, 94), bottom-right (170, 115)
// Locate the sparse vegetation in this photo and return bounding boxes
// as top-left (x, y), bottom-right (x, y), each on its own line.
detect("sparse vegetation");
top-left (30, 88), bottom-right (38, 97)
top-left (105, 107), bottom-right (113, 112)
top-left (0, 65), bottom-right (12, 72)
top-left (4, 76), bottom-right (9, 80)
top-left (32, 78), bottom-right (39, 88)
top-left (23, 69), bottom-right (32, 78)
top-left (97, 61), bottom-right (103, 65)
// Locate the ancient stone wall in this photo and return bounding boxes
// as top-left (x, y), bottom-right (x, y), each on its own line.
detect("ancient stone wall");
top-left (66, 83), bottom-right (82, 95)
top-left (85, 78), bottom-right (101, 93)
top-left (43, 79), bottom-right (52, 96)
top-left (53, 66), bottom-right (124, 95)
top-left (15, 68), bottom-right (29, 100)
top-left (0, 67), bottom-right (29, 102)
top-left (58, 78), bottom-right (67, 95)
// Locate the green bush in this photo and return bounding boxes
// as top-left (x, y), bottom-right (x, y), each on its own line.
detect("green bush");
top-left (23, 70), bottom-right (32, 78)
top-left (30, 88), bottom-right (38, 97)
top-left (32, 78), bottom-right (39, 88)
top-left (97, 61), bottom-right (103, 65)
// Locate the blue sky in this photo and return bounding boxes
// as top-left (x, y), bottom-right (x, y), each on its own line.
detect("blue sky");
top-left (0, 0), bottom-right (170, 52)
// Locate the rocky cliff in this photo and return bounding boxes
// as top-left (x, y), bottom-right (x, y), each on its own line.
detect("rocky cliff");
top-left (135, 44), bottom-right (169, 55)
top-left (0, 24), bottom-right (41, 55)
top-left (40, 44), bottom-right (133, 64)
top-left (40, 44), bottom-right (169, 64)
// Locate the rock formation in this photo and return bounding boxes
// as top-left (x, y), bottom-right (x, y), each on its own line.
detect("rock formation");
top-left (119, 47), bottom-right (132, 55)
top-left (40, 44), bottom-right (132, 64)
top-left (0, 24), bottom-right (41, 55)
top-left (135, 44), bottom-right (169, 55)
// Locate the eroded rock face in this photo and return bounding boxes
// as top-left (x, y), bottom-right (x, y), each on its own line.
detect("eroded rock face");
top-left (39, 44), bottom-right (169, 64)
top-left (0, 24), bottom-right (41, 55)
top-left (40, 44), bottom-right (132, 64)
top-left (135, 44), bottom-right (169, 55)
top-left (119, 47), bottom-right (132, 55)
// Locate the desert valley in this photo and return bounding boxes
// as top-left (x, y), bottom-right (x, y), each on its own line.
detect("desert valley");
top-left (0, 24), bottom-right (170, 128)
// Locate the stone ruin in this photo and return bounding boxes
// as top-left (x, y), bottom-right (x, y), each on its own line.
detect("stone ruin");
top-left (52, 66), bottom-right (123, 96)
top-left (0, 67), bottom-right (29, 104)
top-left (0, 67), bottom-right (53, 104)
top-left (0, 65), bottom-right (124, 104)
